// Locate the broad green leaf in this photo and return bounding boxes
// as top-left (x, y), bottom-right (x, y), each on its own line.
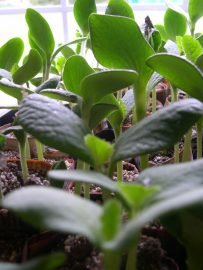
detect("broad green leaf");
top-left (101, 200), bottom-right (122, 241)
top-left (146, 54), bottom-right (203, 101)
top-left (188, 0), bottom-right (203, 25)
top-left (0, 38), bottom-right (24, 71)
top-left (196, 53), bottom-right (203, 72)
top-left (89, 14), bottom-right (154, 85)
top-left (138, 159), bottom-right (203, 201)
top-left (18, 94), bottom-right (92, 163)
top-left (112, 99), bottom-right (203, 162)
top-left (40, 88), bottom-right (78, 103)
top-left (155, 24), bottom-right (168, 42)
top-left (3, 186), bottom-right (102, 245)
top-left (181, 35), bottom-right (203, 63)
top-left (61, 46), bottom-right (75, 59)
top-left (28, 31), bottom-right (45, 61)
top-left (26, 8), bottom-right (55, 58)
top-left (0, 79), bottom-right (33, 100)
top-left (105, 0), bottom-right (134, 19)
top-left (0, 134), bottom-right (5, 150)
top-left (89, 100), bottom-right (118, 130)
top-left (80, 69), bottom-right (138, 104)
top-left (35, 76), bottom-right (60, 93)
top-left (106, 187), bottom-right (203, 251)
top-left (74, 0), bottom-right (96, 36)
top-left (0, 253), bottom-right (65, 270)
top-left (85, 134), bottom-right (113, 168)
top-left (13, 49), bottom-right (42, 84)
top-left (63, 55), bottom-right (94, 95)
top-left (164, 7), bottom-right (187, 41)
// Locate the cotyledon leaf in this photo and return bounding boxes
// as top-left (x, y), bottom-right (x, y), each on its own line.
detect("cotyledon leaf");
top-left (18, 94), bottom-right (92, 163)
top-left (40, 88), bottom-right (78, 103)
top-left (3, 186), bottom-right (102, 245)
top-left (111, 99), bottom-right (203, 162)
top-left (146, 53), bottom-right (203, 101)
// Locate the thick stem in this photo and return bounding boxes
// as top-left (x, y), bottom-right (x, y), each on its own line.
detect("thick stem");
top-left (103, 250), bottom-right (121, 270)
top-left (25, 137), bottom-right (31, 160)
top-left (19, 142), bottom-right (29, 183)
top-left (35, 140), bottom-right (44, 161)
top-left (196, 121), bottom-right (202, 159)
top-left (126, 244), bottom-right (137, 270)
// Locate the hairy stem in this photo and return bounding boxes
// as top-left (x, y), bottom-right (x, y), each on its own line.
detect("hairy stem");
top-left (19, 142), bottom-right (29, 183)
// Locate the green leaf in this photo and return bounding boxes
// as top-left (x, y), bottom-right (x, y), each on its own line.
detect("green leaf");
top-left (63, 55), bottom-right (94, 96)
top-left (35, 76), bottom-right (60, 93)
top-left (61, 46), bottom-right (76, 59)
top-left (155, 24), bottom-right (169, 42)
top-left (89, 94), bottom-right (118, 129)
top-left (181, 35), bottom-right (203, 63)
top-left (3, 186), bottom-right (102, 245)
top-left (85, 134), bottom-right (113, 168)
top-left (195, 53), bottom-right (203, 72)
top-left (13, 49), bottom-right (42, 84)
top-left (0, 38), bottom-right (24, 71)
top-left (149, 30), bottom-right (162, 52)
top-left (138, 159), bottom-right (203, 201)
top-left (3, 125), bottom-right (26, 145)
top-left (89, 14), bottom-right (154, 85)
top-left (112, 99), bottom-right (203, 162)
top-left (118, 183), bottom-right (159, 210)
top-left (74, 0), bottom-right (96, 36)
top-left (105, 0), bottom-right (134, 19)
top-left (40, 88), bottom-right (78, 103)
top-left (146, 72), bottom-right (163, 95)
top-left (101, 200), bottom-right (122, 241)
top-left (0, 253), bottom-right (65, 270)
top-left (80, 69), bottom-right (138, 104)
top-left (18, 94), bottom-right (92, 163)
top-left (197, 34), bottom-right (203, 47)
top-left (188, 0), bottom-right (203, 25)
top-left (164, 7), bottom-right (187, 41)
top-left (26, 8), bottom-right (55, 58)
top-left (0, 79), bottom-right (33, 100)
top-left (108, 99), bottom-right (126, 136)
top-left (146, 54), bottom-right (203, 101)
top-left (0, 134), bottom-right (5, 150)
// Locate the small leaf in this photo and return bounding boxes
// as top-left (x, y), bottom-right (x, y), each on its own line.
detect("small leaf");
top-left (3, 186), bottom-right (102, 245)
top-left (26, 8), bottom-right (55, 58)
top-left (40, 88), bottom-right (78, 103)
top-left (108, 100), bottom-right (126, 136)
top-left (112, 99), bottom-right (203, 162)
top-left (61, 46), bottom-right (76, 59)
top-left (149, 30), bottom-right (162, 52)
top-left (80, 69), bottom-right (138, 104)
top-left (63, 55), bottom-right (94, 96)
top-left (155, 24), bottom-right (169, 42)
top-left (0, 253), bottom-right (65, 270)
top-left (147, 54), bottom-right (203, 101)
top-left (0, 38), bottom-right (24, 71)
top-left (0, 79), bottom-right (33, 100)
top-left (74, 0), bottom-right (96, 36)
top-left (181, 35), bottom-right (203, 63)
top-left (85, 134), bottom-right (113, 168)
top-left (35, 76), bottom-right (60, 93)
top-left (101, 200), bottom-right (122, 241)
top-left (188, 0), bottom-right (203, 25)
top-left (13, 49), bottom-right (42, 84)
top-left (164, 7), bottom-right (187, 41)
top-left (18, 94), bottom-right (92, 163)
top-left (105, 0), bottom-right (134, 19)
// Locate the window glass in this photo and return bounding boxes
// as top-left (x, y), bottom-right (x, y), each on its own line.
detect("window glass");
top-left (0, 0), bottom-right (60, 8)
top-left (129, 0), bottom-right (182, 3)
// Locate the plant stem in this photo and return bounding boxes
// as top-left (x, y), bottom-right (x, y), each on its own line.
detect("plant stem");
top-left (103, 250), bottom-right (121, 270)
top-left (140, 155), bottom-right (148, 171)
top-left (182, 128), bottom-right (192, 162)
top-left (152, 87), bottom-right (156, 114)
top-left (126, 244), bottom-right (137, 270)
top-left (35, 139), bottom-right (44, 161)
top-left (25, 137), bottom-right (31, 160)
top-left (196, 120), bottom-right (202, 159)
top-left (83, 162), bottom-right (90, 199)
top-left (75, 160), bottom-right (83, 196)
top-left (115, 128), bottom-right (123, 182)
top-left (187, 248), bottom-right (203, 270)
top-left (171, 85), bottom-right (179, 163)
top-left (19, 142), bottom-right (29, 182)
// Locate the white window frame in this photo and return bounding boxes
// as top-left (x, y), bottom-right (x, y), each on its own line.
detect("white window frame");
top-left (0, 0), bottom-right (189, 42)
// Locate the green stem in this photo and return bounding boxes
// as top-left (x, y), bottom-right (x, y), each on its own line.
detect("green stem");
top-left (196, 120), bottom-right (202, 159)
top-left (190, 21), bottom-right (196, 37)
top-left (115, 128), bottom-right (123, 182)
top-left (75, 160), bottom-right (83, 195)
top-left (103, 250), bottom-right (121, 270)
top-left (152, 87), bottom-right (156, 114)
top-left (187, 249), bottom-right (203, 270)
top-left (19, 142), bottom-right (29, 183)
top-left (25, 137), bottom-right (31, 160)
top-left (35, 139), bottom-right (44, 161)
top-left (126, 244), bottom-right (137, 270)
top-left (182, 129), bottom-right (192, 162)
top-left (83, 162), bottom-right (90, 199)
top-left (140, 155), bottom-right (148, 171)
top-left (171, 85), bottom-right (179, 163)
